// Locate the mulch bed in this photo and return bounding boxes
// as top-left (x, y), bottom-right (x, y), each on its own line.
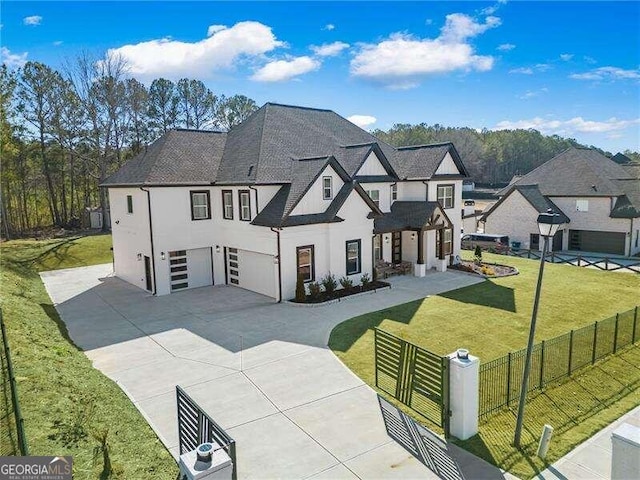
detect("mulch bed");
top-left (450, 260), bottom-right (518, 278)
top-left (292, 280), bottom-right (391, 304)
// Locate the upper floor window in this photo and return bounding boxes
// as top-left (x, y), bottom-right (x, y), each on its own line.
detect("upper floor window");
top-left (239, 190), bottom-right (251, 221)
top-left (190, 191), bottom-right (211, 220)
top-left (222, 190), bottom-right (233, 219)
top-left (576, 199), bottom-right (589, 212)
top-left (297, 245), bottom-right (314, 282)
top-left (346, 239), bottom-right (362, 275)
top-left (323, 176), bottom-right (333, 200)
top-left (391, 184), bottom-right (397, 201)
top-left (437, 185), bottom-right (454, 209)
top-left (126, 195), bottom-right (133, 214)
top-left (366, 189), bottom-right (380, 208)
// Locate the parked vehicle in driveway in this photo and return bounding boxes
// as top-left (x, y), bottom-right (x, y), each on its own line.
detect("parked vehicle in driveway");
top-left (461, 233), bottom-right (510, 252)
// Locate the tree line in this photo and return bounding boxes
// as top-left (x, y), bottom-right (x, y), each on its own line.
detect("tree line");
top-left (0, 55), bottom-right (258, 238)
top-left (373, 124), bottom-right (639, 185)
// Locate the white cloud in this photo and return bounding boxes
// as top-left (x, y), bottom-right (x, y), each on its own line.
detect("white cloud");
top-left (347, 115), bottom-right (377, 128)
top-left (251, 56), bottom-right (320, 82)
top-left (53, 41), bottom-right (63, 46)
top-left (323, 24), bottom-right (335, 31)
top-left (494, 116), bottom-right (640, 135)
top-left (23, 15), bottom-right (42, 26)
top-left (425, 19), bottom-right (434, 26)
top-left (518, 87), bottom-right (548, 99)
top-left (311, 41), bottom-right (349, 57)
top-left (570, 66), bottom-right (640, 81)
top-left (583, 56), bottom-right (597, 65)
top-left (0, 47), bottom-right (28, 68)
top-left (207, 25), bottom-right (226, 36)
top-left (509, 64), bottom-right (550, 75)
top-left (104, 21), bottom-right (284, 79)
top-left (350, 13), bottom-right (499, 88)
top-left (509, 67), bottom-right (533, 74)
top-left (560, 53), bottom-right (573, 61)
top-left (497, 43), bottom-right (515, 51)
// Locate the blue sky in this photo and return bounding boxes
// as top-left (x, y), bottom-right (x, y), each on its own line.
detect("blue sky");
top-left (2, 1), bottom-right (639, 152)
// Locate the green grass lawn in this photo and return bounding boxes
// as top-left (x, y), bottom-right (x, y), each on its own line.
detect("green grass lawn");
top-left (329, 252), bottom-right (640, 479)
top-left (1, 234), bottom-right (178, 479)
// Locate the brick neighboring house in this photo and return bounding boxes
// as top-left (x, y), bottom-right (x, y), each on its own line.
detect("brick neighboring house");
top-left (481, 147), bottom-right (640, 256)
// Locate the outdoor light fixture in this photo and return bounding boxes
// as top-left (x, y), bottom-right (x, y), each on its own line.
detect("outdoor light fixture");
top-left (161, 252), bottom-right (166, 260)
top-left (385, 235), bottom-right (390, 243)
top-left (137, 253), bottom-right (142, 261)
top-left (215, 245), bottom-right (221, 253)
top-left (514, 209), bottom-right (564, 447)
top-left (273, 255), bottom-right (279, 265)
top-left (411, 233), bottom-right (416, 240)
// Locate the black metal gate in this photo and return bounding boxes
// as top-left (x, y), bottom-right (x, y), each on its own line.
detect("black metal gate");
top-left (374, 328), bottom-right (450, 437)
top-left (176, 385), bottom-right (237, 480)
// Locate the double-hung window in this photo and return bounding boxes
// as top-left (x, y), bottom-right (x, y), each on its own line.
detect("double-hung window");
top-left (373, 235), bottom-right (382, 261)
top-left (323, 176), bottom-right (333, 200)
top-left (239, 190), bottom-right (251, 221)
top-left (366, 189), bottom-right (380, 208)
top-left (436, 185), bottom-right (454, 209)
top-left (435, 229), bottom-right (453, 256)
top-left (222, 190), bottom-right (233, 219)
top-left (346, 239), bottom-right (361, 275)
top-left (297, 245), bottom-right (314, 282)
top-left (190, 191), bottom-right (211, 220)
top-left (390, 184), bottom-right (397, 201)
top-left (126, 195), bottom-right (133, 214)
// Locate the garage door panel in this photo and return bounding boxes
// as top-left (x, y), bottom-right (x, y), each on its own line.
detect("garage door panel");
top-left (226, 248), bottom-right (276, 298)
top-left (169, 248), bottom-right (213, 292)
top-left (569, 230), bottom-right (625, 255)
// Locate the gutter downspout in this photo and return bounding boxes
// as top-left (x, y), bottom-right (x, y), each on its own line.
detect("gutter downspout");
top-left (422, 180), bottom-right (429, 201)
top-left (390, 182), bottom-right (397, 206)
top-left (630, 218), bottom-right (634, 257)
top-left (140, 187), bottom-right (157, 295)
top-left (249, 186), bottom-right (259, 214)
top-left (270, 227), bottom-right (282, 303)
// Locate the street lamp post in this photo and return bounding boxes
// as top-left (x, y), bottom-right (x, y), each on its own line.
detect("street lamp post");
top-left (514, 209), bottom-right (564, 448)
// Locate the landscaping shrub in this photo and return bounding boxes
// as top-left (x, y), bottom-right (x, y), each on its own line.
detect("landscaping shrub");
top-left (360, 273), bottom-right (371, 288)
top-left (321, 273), bottom-right (338, 294)
top-left (308, 281), bottom-right (321, 299)
top-left (295, 273), bottom-right (306, 302)
top-left (480, 265), bottom-right (495, 276)
top-left (474, 245), bottom-right (483, 264)
top-left (339, 276), bottom-right (353, 289)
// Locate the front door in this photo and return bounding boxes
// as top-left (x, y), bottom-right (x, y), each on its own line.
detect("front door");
top-left (144, 255), bottom-right (152, 291)
top-left (552, 230), bottom-right (563, 251)
top-left (392, 231), bottom-right (402, 263)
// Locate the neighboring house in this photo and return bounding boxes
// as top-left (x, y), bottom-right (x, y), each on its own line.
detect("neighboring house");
top-left (481, 147), bottom-right (640, 256)
top-left (102, 103), bottom-right (469, 300)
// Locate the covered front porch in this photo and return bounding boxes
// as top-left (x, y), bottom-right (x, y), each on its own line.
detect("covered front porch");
top-left (373, 201), bottom-right (454, 278)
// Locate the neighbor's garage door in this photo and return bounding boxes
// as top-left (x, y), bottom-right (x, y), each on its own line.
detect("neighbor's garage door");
top-left (226, 247), bottom-right (276, 298)
top-left (569, 230), bottom-right (626, 255)
top-left (169, 247), bottom-right (213, 292)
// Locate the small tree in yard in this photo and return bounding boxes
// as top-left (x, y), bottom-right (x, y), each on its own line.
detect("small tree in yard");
top-left (339, 276), bottom-right (353, 289)
top-left (360, 273), bottom-right (371, 288)
top-left (474, 245), bottom-right (483, 264)
top-left (295, 273), bottom-right (306, 302)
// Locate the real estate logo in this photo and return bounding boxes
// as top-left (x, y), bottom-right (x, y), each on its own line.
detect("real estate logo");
top-left (0, 456), bottom-right (72, 480)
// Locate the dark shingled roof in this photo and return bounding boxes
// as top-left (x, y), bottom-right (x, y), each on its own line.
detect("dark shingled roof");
top-left (610, 179), bottom-right (640, 218)
top-left (622, 163), bottom-right (640, 180)
top-left (394, 143), bottom-right (459, 180)
top-left (374, 201), bottom-right (452, 233)
top-left (500, 147), bottom-right (632, 197)
top-left (612, 152), bottom-right (633, 165)
top-left (101, 130), bottom-right (226, 186)
top-left (483, 185), bottom-right (570, 223)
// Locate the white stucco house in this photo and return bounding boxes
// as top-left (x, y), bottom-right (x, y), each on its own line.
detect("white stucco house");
top-left (481, 147), bottom-right (640, 256)
top-left (102, 103), bottom-right (469, 300)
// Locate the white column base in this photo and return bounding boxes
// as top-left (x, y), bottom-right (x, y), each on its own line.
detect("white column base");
top-left (611, 423), bottom-right (640, 480)
top-left (448, 350), bottom-right (480, 440)
top-left (414, 263), bottom-right (426, 277)
top-left (435, 258), bottom-right (447, 272)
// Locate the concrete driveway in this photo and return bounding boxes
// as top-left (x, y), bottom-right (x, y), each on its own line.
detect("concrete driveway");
top-left (41, 265), bottom-right (507, 479)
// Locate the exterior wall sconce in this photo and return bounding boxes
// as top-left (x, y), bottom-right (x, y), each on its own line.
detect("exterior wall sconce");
top-left (273, 255), bottom-right (279, 265)
top-left (215, 245), bottom-right (221, 253)
top-left (411, 233), bottom-right (416, 241)
top-left (137, 253), bottom-right (142, 261)
top-left (384, 235), bottom-right (390, 243)
top-left (161, 252), bottom-right (166, 260)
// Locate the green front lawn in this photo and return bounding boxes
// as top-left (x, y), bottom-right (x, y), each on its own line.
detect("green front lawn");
top-left (1, 234), bottom-right (178, 479)
top-left (329, 252), bottom-right (640, 479)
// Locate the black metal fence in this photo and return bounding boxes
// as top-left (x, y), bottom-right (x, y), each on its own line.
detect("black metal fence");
top-left (507, 249), bottom-right (640, 274)
top-left (479, 306), bottom-right (639, 420)
top-left (176, 385), bottom-right (237, 480)
top-left (374, 328), bottom-right (450, 437)
top-left (0, 309), bottom-right (29, 456)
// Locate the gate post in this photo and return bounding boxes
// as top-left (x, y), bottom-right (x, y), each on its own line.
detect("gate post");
top-left (448, 349), bottom-right (480, 440)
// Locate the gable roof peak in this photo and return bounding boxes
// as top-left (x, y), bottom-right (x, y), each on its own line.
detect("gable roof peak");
top-left (264, 102), bottom-right (334, 113)
top-left (397, 141), bottom-right (453, 150)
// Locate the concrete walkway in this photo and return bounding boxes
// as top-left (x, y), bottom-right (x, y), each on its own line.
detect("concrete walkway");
top-left (41, 264), bottom-right (511, 479)
top-left (537, 405), bottom-right (640, 480)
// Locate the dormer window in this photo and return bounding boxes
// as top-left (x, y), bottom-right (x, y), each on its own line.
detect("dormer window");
top-left (366, 189), bottom-right (380, 207)
top-left (576, 199), bottom-right (589, 212)
top-left (391, 184), bottom-right (397, 201)
top-left (323, 176), bottom-right (333, 200)
top-left (437, 184), bottom-right (454, 209)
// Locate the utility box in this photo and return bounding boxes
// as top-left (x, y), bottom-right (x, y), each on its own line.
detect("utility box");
top-left (179, 442), bottom-right (233, 480)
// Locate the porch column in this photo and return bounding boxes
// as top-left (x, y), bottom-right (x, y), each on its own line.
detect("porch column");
top-left (435, 227), bottom-right (447, 272)
top-left (414, 229), bottom-right (426, 277)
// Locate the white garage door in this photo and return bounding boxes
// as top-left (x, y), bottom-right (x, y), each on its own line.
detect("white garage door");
top-left (169, 247), bottom-right (213, 292)
top-left (226, 248), bottom-right (276, 298)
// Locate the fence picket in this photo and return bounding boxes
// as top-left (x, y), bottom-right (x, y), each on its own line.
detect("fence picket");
top-left (614, 313), bottom-right (619, 353)
top-left (592, 321), bottom-right (598, 365)
top-left (568, 330), bottom-right (574, 376)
